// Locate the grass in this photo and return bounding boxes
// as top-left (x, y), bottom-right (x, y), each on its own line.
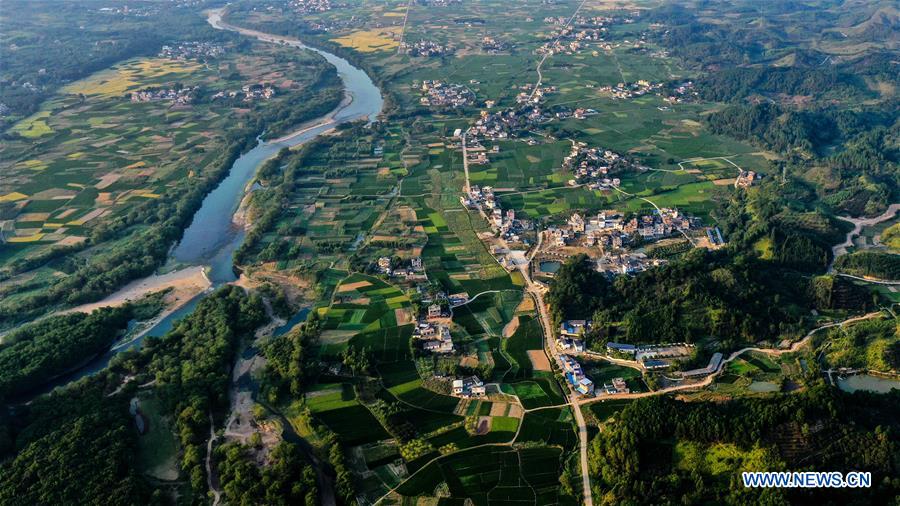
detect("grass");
top-left (135, 394), bottom-right (179, 480)
top-left (588, 399), bottom-right (633, 423)
top-left (673, 441), bottom-right (772, 477)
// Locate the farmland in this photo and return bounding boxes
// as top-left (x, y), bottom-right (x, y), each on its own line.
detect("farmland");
top-left (3, 0), bottom-right (894, 504)
top-left (0, 38), bottom-right (342, 323)
top-left (216, 0), bottom-right (785, 502)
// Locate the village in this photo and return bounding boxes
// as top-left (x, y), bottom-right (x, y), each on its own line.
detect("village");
top-left (129, 86), bottom-right (197, 104)
top-left (158, 41), bottom-right (225, 61)
top-left (211, 83), bottom-right (277, 102)
top-left (562, 141), bottom-right (636, 189)
top-left (418, 80), bottom-right (475, 108)
top-left (401, 39), bottom-right (452, 57)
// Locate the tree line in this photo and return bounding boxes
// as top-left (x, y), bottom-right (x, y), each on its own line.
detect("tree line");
top-left (589, 387), bottom-right (900, 505)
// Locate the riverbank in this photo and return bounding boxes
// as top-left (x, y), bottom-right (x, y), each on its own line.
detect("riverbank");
top-left (63, 266), bottom-right (211, 315)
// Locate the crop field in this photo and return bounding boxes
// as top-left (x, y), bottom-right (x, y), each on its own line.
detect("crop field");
top-left (62, 58), bottom-right (202, 97)
top-left (453, 290), bottom-right (522, 339)
top-left (331, 27), bottom-right (402, 52)
top-left (307, 383), bottom-right (390, 445)
top-left (502, 315), bottom-right (544, 381)
top-left (467, 140), bottom-right (571, 189)
top-left (509, 379), bottom-right (563, 409)
top-left (0, 42), bottom-right (331, 268)
top-left (323, 274), bottom-right (410, 333)
top-left (516, 407), bottom-right (578, 450)
top-left (251, 127), bottom-right (407, 272)
top-left (387, 378), bottom-right (461, 413)
top-left (401, 148), bottom-right (522, 296)
top-left (395, 446), bottom-right (577, 504)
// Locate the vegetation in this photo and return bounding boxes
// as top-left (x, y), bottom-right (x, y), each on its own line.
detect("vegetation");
top-left (834, 251), bottom-right (900, 280)
top-left (215, 441), bottom-right (318, 506)
top-left (0, 307), bottom-right (132, 398)
top-left (822, 317), bottom-right (900, 372)
top-left (0, 376), bottom-right (149, 505)
top-left (589, 388), bottom-right (900, 505)
top-left (548, 250), bottom-right (832, 349)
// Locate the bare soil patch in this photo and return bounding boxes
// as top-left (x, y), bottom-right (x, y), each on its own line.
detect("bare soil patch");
top-left (395, 307), bottom-right (413, 326)
top-left (502, 315), bottom-right (520, 338)
top-left (337, 280), bottom-right (372, 292)
top-left (527, 350), bottom-right (552, 372)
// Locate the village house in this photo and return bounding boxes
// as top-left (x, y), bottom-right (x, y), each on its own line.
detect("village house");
top-left (427, 303), bottom-right (443, 319)
top-left (560, 319), bottom-right (591, 337)
top-left (606, 342), bottom-right (637, 355)
top-left (561, 355), bottom-right (593, 396)
top-left (452, 376), bottom-right (486, 397)
top-left (602, 377), bottom-right (630, 395)
top-left (448, 292), bottom-right (470, 307)
top-left (735, 169), bottom-right (758, 188)
top-left (682, 352), bottom-right (724, 377)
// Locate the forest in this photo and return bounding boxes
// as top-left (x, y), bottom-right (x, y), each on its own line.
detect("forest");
top-left (0, 287), bottom-right (267, 504)
top-left (215, 441), bottom-right (319, 506)
top-left (0, 295), bottom-right (164, 399)
top-left (589, 387), bottom-right (900, 505)
top-left (548, 251), bottom-right (820, 350)
top-left (834, 251), bottom-right (900, 281)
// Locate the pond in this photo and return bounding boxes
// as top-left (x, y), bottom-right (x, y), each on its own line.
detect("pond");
top-left (748, 381), bottom-right (780, 393)
top-left (836, 374), bottom-right (900, 394)
top-left (538, 261), bottom-right (561, 274)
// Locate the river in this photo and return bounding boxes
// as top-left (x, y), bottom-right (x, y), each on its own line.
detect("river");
top-left (31, 8), bottom-right (383, 394)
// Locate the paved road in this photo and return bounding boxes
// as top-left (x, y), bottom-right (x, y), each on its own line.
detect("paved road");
top-left (528, 0), bottom-right (588, 102)
top-left (577, 310), bottom-right (885, 406)
top-left (461, 133), bottom-right (471, 195)
top-left (518, 256), bottom-right (593, 506)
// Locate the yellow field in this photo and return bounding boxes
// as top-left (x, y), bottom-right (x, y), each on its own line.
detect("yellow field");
top-left (7, 233), bottom-right (45, 243)
top-left (10, 111), bottom-right (53, 138)
top-left (125, 161), bottom-right (147, 170)
top-left (16, 159), bottom-right (48, 171)
top-left (383, 11), bottom-right (405, 17)
top-left (0, 192), bottom-right (28, 203)
top-left (63, 57), bottom-right (201, 97)
top-left (331, 27), bottom-right (401, 52)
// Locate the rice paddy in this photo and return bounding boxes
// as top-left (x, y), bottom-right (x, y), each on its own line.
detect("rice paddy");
top-left (331, 27), bottom-right (401, 52)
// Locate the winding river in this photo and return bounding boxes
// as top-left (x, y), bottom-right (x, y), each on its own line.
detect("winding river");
top-left (33, 9), bottom-right (383, 393)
